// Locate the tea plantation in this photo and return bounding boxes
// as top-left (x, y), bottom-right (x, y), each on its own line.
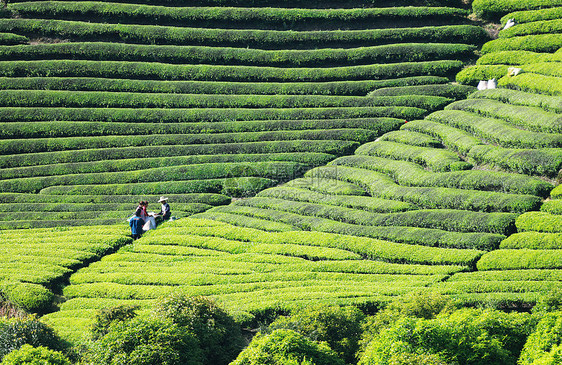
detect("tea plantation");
top-left (0, 0), bottom-right (561, 363)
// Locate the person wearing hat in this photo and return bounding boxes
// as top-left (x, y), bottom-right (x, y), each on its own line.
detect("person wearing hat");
top-left (155, 196), bottom-right (171, 224)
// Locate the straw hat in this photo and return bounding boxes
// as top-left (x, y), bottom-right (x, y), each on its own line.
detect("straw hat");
top-left (158, 196), bottom-right (168, 203)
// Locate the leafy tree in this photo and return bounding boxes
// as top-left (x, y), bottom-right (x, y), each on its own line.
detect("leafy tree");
top-left (359, 308), bottom-right (532, 365)
top-left (86, 315), bottom-right (202, 365)
top-left (519, 311), bottom-right (562, 365)
top-left (231, 329), bottom-right (344, 365)
top-left (1, 344), bottom-right (70, 365)
top-left (269, 305), bottom-right (365, 364)
top-left (0, 316), bottom-right (64, 361)
top-left (153, 294), bottom-right (244, 365)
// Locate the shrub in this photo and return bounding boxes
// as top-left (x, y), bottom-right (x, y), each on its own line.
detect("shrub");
top-left (501, 7), bottom-right (562, 25)
top-left (469, 88), bottom-right (561, 113)
top-left (87, 315), bottom-right (202, 365)
top-left (0, 19), bottom-right (488, 48)
top-left (427, 110), bottom-right (562, 149)
top-left (1, 344), bottom-right (70, 365)
top-left (500, 232), bottom-right (562, 249)
top-left (0, 316), bottom-right (63, 361)
top-left (467, 145), bottom-right (562, 178)
top-left (153, 294), bottom-right (244, 365)
top-left (236, 196), bottom-right (518, 235)
top-left (0, 76), bottom-right (449, 96)
top-left (331, 154), bottom-right (553, 197)
top-left (446, 98), bottom-right (562, 134)
top-left (360, 291), bottom-right (455, 349)
top-left (0, 41), bottom-right (475, 67)
top-left (90, 304), bottom-right (139, 340)
top-left (472, 0), bottom-right (562, 21)
top-left (532, 290), bottom-right (562, 314)
top-left (516, 212), bottom-right (562, 233)
top-left (476, 249), bottom-right (562, 270)
top-left (356, 140), bottom-right (472, 172)
top-left (476, 50), bottom-right (558, 66)
top-left (402, 119), bottom-right (482, 155)
top-left (0, 33), bottom-right (27, 46)
top-left (481, 34), bottom-right (562, 54)
top-left (360, 308), bottom-right (532, 365)
top-left (0, 89), bottom-right (450, 110)
top-left (499, 73), bottom-right (562, 96)
top-left (231, 329), bottom-right (344, 365)
top-left (519, 311), bottom-right (562, 365)
top-left (0, 283), bottom-right (53, 313)
top-left (456, 65), bottom-right (509, 85)
top-left (269, 305), bottom-right (365, 364)
top-left (500, 19), bottom-right (562, 38)
top-left (9, 2), bottom-right (469, 30)
top-left (307, 165), bottom-right (541, 213)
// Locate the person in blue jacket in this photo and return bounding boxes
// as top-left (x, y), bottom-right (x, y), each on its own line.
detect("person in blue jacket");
top-left (129, 209), bottom-right (145, 240)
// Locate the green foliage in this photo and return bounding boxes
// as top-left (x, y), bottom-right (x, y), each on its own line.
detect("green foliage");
top-left (360, 308), bottom-right (532, 365)
top-left (153, 294), bottom-right (244, 365)
top-left (257, 186), bottom-right (413, 213)
top-left (516, 212), bottom-right (562, 233)
top-left (0, 162), bottom-right (306, 193)
top-left (86, 315), bottom-right (203, 365)
top-left (0, 283), bottom-right (52, 313)
top-left (501, 7), bottom-right (562, 25)
top-left (269, 305), bottom-right (365, 364)
top-left (90, 304), bottom-right (138, 340)
top-left (469, 88), bottom-right (562, 113)
top-left (519, 312), bottom-right (562, 365)
top-left (500, 19), bottom-right (562, 39)
top-left (0, 118), bottom-right (400, 140)
top-left (500, 232), bottom-right (562, 249)
top-left (368, 84), bottom-right (476, 99)
top-left (446, 98), bottom-right (562, 134)
top-left (235, 196), bottom-right (517, 235)
top-left (456, 65), bottom-right (509, 85)
top-left (467, 145), bottom-right (562, 178)
top-left (402, 119), bottom-right (482, 155)
top-left (499, 73), bottom-right (562, 96)
top-left (476, 50), bottom-right (560, 66)
top-left (1, 344), bottom-right (70, 365)
top-left (0, 18), bottom-right (488, 48)
top-left (9, 2), bottom-right (470, 30)
top-left (0, 33), bottom-right (27, 46)
top-left (0, 90), bottom-right (451, 111)
top-left (0, 76), bottom-right (449, 96)
top-left (0, 59), bottom-right (464, 83)
top-left (476, 249), bottom-right (562, 270)
top-left (0, 140), bottom-right (358, 170)
top-left (356, 140), bottom-right (472, 172)
top-left (0, 41), bottom-right (475, 67)
top-left (532, 291), bottom-right (562, 314)
top-left (481, 34), bottom-right (562, 54)
top-left (472, 0), bottom-right (562, 21)
top-left (0, 316), bottom-right (63, 361)
top-left (307, 165), bottom-right (542, 213)
top-left (331, 154), bottom-right (553, 197)
top-left (231, 329), bottom-right (344, 365)
top-left (360, 291), bottom-right (455, 350)
top-left (427, 110), bottom-right (562, 149)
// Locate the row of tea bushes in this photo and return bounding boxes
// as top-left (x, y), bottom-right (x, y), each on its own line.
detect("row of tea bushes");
top-left (0, 75), bottom-right (450, 96)
top-left (0, 19), bottom-right (489, 48)
top-left (0, 42), bottom-right (477, 67)
top-left (8, 2), bottom-right (472, 29)
top-left (43, 217), bottom-right (475, 341)
top-left (0, 225), bottom-right (130, 312)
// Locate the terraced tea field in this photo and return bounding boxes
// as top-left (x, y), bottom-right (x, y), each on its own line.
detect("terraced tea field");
top-left (0, 0), bottom-right (488, 229)
top-left (0, 0), bottom-right (560, 351)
